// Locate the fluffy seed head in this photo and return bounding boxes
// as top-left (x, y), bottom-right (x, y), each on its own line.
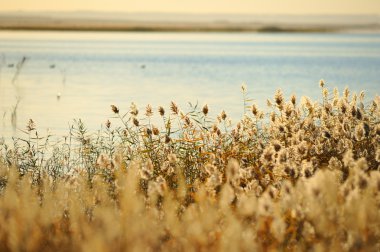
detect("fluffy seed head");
top-left (274, 89), bottom-right (284, 107)
top-left (133, 118), bottom-right (139, 127)
top-left (27, 119), bottom-right (36, 131)
top-left (165, 135), bottom-right (171, 143)
top-left (202, 104), bottom-right (209, 116)
top-left (111, 105), bottom-right (119, 114)
top-left (319, 79), bottom-right (325, 88)
top-left (170, 101), bottom-right (179, 115)
top-left (130, 102), bottom-right (138, 116)
top-left (251, 104), bottom-right (258, 116)
top-left (152, 126), bottom-right (160, 136)
top-left (145, 104), bottom-right (153, 117)
top-left (355, 124), bottom-right (365, 141)
top-left (290, 94), bottom-right (296, 106)
top-left (221, 110), bottom-right (227, 120)
top-left (158, 106), bottom-right (165, 116)
top-left (105, 120), bottom-right (111, 129)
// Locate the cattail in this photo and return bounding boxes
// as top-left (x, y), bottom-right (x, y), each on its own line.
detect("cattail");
top-left (202, 104), bottom-right (209, 116)
top-left (145, 104), bottom-right (153, 117)
top-left (158, 106), bottom-right (165, 116)
top-left (170, 101), bottom-right (179, 115)
top-left (111, 105), bottom-right (119, 114)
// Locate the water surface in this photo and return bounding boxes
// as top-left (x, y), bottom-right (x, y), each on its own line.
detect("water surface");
top-left (0, 31), bottom-right (379, 139)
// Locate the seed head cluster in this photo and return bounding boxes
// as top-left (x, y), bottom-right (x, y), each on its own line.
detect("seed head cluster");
top-left (0, 85), bottom-right (379, 251)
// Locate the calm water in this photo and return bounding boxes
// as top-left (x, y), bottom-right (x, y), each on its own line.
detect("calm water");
top-left (0, 31), bottom-right (380, 138)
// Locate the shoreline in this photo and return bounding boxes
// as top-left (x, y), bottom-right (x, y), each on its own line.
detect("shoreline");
top-left (1, 12), bottom-right (379, 33)
top-left (0, 26), bottom-right (337, 33)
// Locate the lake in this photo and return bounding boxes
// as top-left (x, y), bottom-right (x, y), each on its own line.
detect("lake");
top-left (0, 31), bottom-right (379, 139)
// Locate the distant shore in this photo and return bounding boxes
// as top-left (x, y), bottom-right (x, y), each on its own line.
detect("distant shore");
top-left (1, 12), bottom-right (379, 32)
top-left (0, 25), bottom-right (336, 33)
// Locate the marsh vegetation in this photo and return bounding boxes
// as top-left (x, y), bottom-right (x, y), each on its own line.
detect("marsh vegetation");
top-left (0, 83), bottom-right (379, 251)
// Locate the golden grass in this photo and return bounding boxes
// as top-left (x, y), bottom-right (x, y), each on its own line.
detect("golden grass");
top-left (0, 84), bottom-right (379, 251)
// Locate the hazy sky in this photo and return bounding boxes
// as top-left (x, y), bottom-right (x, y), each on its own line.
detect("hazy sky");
top-left (1, 0), bottom-right (380, 14)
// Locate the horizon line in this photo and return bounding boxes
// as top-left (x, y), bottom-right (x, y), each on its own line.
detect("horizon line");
top-left (1, 10), bottom-right (380, 16)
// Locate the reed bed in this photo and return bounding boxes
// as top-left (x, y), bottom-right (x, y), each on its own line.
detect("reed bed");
top-left (0, 83), bottom-right (379, 251)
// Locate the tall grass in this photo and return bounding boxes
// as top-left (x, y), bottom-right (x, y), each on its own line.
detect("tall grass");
top-left (0, 84), bottom-right (379, 251)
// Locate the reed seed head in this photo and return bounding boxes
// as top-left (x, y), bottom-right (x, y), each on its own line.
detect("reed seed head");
top-left (111, 105), bottom-right (119, 114)
top-left (158, 106), bottom-right (165, 116)
top-left (170, 101), bottom-right (179, 115)
top-left (202, 104), bottom-right (209, 116)
top-left (145, 104), bottom-right (153, 117)
top-left (319, 79), bottom-right (325, 88)
top-left (133, 118), bottom-right (139, 127)
top-left (105, 119), bottom-right (111, 129)
top-left (27, 119), bottom-right (36, 131)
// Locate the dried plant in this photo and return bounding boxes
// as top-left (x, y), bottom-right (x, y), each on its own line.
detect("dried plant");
top-left (0, 83), bottom-right (379, 251)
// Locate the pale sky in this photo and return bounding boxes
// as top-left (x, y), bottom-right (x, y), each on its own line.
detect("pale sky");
top-left (1, 0), bottom-right (380, 14)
